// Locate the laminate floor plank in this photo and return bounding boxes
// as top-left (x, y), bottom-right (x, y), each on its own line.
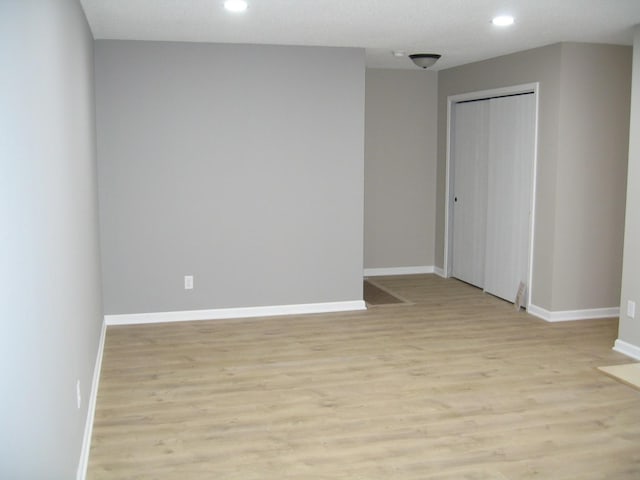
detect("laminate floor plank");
top-left (88, 275), bottom-right (640, 479)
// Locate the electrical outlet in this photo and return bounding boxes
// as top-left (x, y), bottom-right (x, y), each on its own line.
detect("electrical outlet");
top-left (184, 275), bottom-right (194, 290)
top-left (627, 300), bottom-right (636, 319)
top-left (76, 380), bottom-right (81, 409)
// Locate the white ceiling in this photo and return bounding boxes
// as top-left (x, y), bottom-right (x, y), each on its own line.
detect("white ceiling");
top-left (80, 0), bottom-right (640, 70)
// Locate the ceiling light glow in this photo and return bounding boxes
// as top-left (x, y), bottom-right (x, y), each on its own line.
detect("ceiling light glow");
top-left (224, 0), bottom-right (248, 13)
top-left (492, 15), bottom-right (514, 26)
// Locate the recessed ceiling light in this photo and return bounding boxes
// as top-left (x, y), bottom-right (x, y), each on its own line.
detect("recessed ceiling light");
top-left (492, 15), bottom-right (514, 26)
top-left (224, 0), bottom-right (248, 13)
top-left (392, 51), bottom-right (406, 57)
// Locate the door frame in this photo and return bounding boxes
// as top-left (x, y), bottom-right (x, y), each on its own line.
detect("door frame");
top-left (444, 82), bottom-right (540, 309)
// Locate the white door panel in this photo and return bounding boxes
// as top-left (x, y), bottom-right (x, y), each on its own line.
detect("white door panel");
top-left (484, 94), bottom-right (535, 302)
top-left (450, 93), bottom-right (535, 303)
top-left (451, 101), bottom-right (489, 288)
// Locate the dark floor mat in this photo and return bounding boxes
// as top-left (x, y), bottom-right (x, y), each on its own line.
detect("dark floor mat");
top-left (363, 280), bottom-right (407, 305)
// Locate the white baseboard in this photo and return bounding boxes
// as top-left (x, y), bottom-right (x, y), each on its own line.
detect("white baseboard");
top-left (528, 304), bottom-right (619, 322)
top-left (613, 339), bottom-right (640, 361)
top-left (104, 300), bottom-right (366, 326)
top-left (77, 319), bottom-right (107, 480)
top-left (434, 267), bottom-right (446, 278)
top-left (364, 266), bottom-right (434, 277)
top-left (526, 304), bottom-right (552, 321)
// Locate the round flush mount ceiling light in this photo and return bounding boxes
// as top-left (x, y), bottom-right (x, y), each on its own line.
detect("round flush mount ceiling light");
top-left (409, 53), bottom-right (441, 69)
top-left (492, 15), bottom-right (514, 26)
top-left (224, 0), bottom-right (248, 12)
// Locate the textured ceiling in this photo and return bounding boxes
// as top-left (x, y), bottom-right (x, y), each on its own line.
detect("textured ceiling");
top-left (80, 0), bottom-right (640, 70)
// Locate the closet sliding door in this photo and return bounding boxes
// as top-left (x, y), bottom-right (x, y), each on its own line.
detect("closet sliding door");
top-left (451, 100), bottom-right (489, 288)
top-left (484, 94), bottom-right (535, 302)
top-left (450, 92), bottom-right (535, 303)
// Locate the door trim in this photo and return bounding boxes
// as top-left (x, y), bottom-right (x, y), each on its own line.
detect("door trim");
top-left (444, 82), bottom-right (540, 309)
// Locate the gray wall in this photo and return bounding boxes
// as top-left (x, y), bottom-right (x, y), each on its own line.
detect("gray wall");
top-left (438, 43), bottom-right (631, 312)
top-left (619, 26), bottom-right (640, 352)
top-left (554, 43), bottom-right (631, 310)
top-left (364, 69), bottom-right (438, 269)
top-left (0, 0), bottom-right (103, 478)
top-left (95, 41), bottom-right (365, 315)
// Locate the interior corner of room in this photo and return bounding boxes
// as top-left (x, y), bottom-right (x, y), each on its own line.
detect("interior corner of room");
top-left (2, 0), bottom-right (640, 478)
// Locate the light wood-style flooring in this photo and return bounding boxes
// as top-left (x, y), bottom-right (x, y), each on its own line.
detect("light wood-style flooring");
top-left (88, 275), bottom-right (640, 479)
